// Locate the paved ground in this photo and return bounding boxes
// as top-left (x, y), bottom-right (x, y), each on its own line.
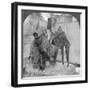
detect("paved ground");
top-left (23, 60), bottom-right (80, 77)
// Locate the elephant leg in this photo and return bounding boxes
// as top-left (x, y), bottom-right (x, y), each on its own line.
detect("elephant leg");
top-left (61, 46), bottom-right (64, 65)
top-left (65, 46), bottom-right (69, 67)
top-left (38, 56), bottom-right (44, 71)
top-left (40, 56), bottom-right (47, 71)
top-left (50, 57), bottom-right (54, 65)
top-left (53, 49), bottom-right (58, 64)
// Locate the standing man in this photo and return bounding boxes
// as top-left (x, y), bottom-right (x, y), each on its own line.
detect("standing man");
top-left (31, 32), bottom-right (50, 71)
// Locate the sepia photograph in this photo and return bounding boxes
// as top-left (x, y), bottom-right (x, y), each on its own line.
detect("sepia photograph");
top-left (11, 2), bottom-right (88, 87)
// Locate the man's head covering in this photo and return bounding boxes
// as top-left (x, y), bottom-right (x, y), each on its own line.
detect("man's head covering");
top-left (33, 32), bottom-right (38, 37)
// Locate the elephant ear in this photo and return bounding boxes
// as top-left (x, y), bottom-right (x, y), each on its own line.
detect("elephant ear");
top-left (40, 35), bottom-right (50, 52)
